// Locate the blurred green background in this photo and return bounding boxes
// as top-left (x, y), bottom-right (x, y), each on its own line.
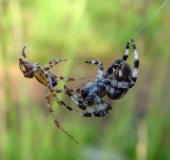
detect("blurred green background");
top-left (0, 0), bottom-right (170, 160)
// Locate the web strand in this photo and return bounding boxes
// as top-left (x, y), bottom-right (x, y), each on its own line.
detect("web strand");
top-left (0, 0), bottom-right (168, 63)
top-left (97, 0), bottom-right (168, 61)
top-left (132, 0), bottom-right (168, 39)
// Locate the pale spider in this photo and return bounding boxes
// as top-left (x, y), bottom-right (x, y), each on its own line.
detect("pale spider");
top-left (61, 39), bottom-right (139, 117)
top-left (19, 46), bottom-right (88, 144)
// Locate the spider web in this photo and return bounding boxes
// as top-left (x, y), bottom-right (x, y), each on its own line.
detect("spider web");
top-left (96, 0), bottom-right (169, 61)
top-left (0, 0), bottom-right (168, 61)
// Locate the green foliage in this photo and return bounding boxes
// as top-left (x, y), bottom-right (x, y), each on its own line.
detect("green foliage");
top-left (0, 0), bottom-right (170, 159)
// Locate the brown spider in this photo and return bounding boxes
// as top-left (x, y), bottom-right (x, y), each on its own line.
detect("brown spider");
top-left (19, 46), bottom-right (87, 144)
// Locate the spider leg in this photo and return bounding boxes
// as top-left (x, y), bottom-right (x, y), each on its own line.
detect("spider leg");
top-left (43, 58), bottom-right (67, 71)
top-left (85, 60), bottom-right (104, 82)
top-left (61, 86), bottom-right (96, 117)
top-left (64, 85), bottom-right (87, 110)
top-left (93, 96), bottom-right (113, 117)
top-left (62, 90), bottom-right (112, 117)
top-left (20, 46), bottom-right (27, 59)
top-left (49, 86), bottom-right (85, 116)
top-left (60, 100), bottom-right (112, 117)
top-left (46, 72), bottom-right (89, 112)
top-left (60, 100), bottom-right (87, 117)
top-left (46, 75), bottom-right (91, 116)
top-left (131, 39), bottom-right (139, 85)
top-left (61, 99), bottom-right (103, 118)
top-left (79, 97), bottom-right (112, 117)
top-left (19, 46), bottom-right (29, 68)
top-left (60, 100), bottom-right (96, 117)
top-left (45, 87), bottom-right (79, 144)
top-left (58, 76), bottom-right (89, 82)
top-left (122, 42), bottom-right (130, 61)
top-left (53, 81), bottom-right (88, 94)
top-left (46, 73), bottom-right (85, 93)
top-left (51, 85), bottom-right (85, 123)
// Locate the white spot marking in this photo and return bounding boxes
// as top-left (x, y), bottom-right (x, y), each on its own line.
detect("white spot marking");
top-left (134, 50), bottom-right (139, 59)
top-left (133, 68), bottom-right (138, 77)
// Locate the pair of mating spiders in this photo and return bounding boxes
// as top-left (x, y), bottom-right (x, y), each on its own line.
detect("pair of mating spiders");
top-left (19, 39), bottom-right (139, 143)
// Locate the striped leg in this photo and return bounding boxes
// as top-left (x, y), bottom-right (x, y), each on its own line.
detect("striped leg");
top-left (45, 88), bottom-right (79, 144)
top-left (19, 46), bottom-right (37, 77)
top-left (47, 82), bottom-right (87, 118)
top-left (85, 60), bottom-right (104, 82)
top-left (46, 73), bottom-right (88, 93)
top-left (20, 46), bottom-right (27, 59)
top-left (93, 96), bottom-right (113, 117)
top-left (60, 101), bottom-right (89, 117)
top-left (80, 98), bottom-right (112, 117)
top-left (64, 85), bottom-right (87, 110)
top-left (51, 90), bottom-right (84, 116)
top-left (131, 39), bottom-right (139, 84)
top-left (53, 81), bottom-right (88, 94)
top-left (43, 58), bottom-right (67, 71)
top-left (122, 42), bottom-right (130, 61)
top-left (106, 41), bottom-right (129, 79)
top-left (60, 100), bottom-right (112, 118)
top-left (43, 58), bottom-right (89, 82)
top-left (58, 76), bottom-right (89, 82)
top-left (62, 89), bottom-right (112, 117)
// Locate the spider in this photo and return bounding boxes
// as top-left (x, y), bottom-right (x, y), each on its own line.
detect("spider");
top-left (19, 46), bottom-right (88, 144)
top-left (61, 39), bottom-right (139, 117)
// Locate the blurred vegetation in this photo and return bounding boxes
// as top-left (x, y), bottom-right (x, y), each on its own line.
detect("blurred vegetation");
top-left (0, 0), bottom-right (170, 160)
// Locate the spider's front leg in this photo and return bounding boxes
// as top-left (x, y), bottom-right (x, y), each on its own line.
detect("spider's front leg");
top-left (43, 58), bottom-right (67, 71)
top-left (19, 46), bottom-right (27, 59)
top-left (85, 60), bottom-right (104, 82)
top-left (19, 46), bottom-right (41, 78)
top-left (131, 39), bottom-right (139, 85)
top-left (19, 46), bottom-right (30, 75)
top-left (122, 42), bottom-right (130, 61)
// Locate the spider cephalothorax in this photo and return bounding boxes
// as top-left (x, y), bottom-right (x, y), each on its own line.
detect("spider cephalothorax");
top-left (19, 47), bottom-right (88, 143)
top-left (61, 39), bottom-right (139, 117)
